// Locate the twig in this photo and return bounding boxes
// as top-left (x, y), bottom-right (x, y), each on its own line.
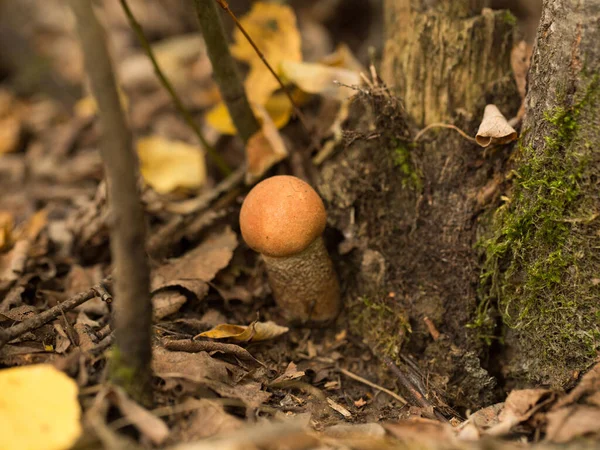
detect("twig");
top-left (69, 0), bottom-right (153, 405)
top-left (338, 367), bottom-right (407, 405)
top-left (215, 0), bottom-right (311, 136)
top-left (0, 280), bottom-right (110, 350)
top-left (413, 122), bottom-right (477, 144)
top-left (118, 0), bottom-right (231, 177)
top-left (192, 0), bottom-right (260, 144)
top-left (162, 338), bottom-right (264, 368)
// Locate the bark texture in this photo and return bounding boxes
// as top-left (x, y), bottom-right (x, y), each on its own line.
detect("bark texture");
top-left (319, 0), bottom-right (519, 409)
top-left (69, 0), bottom-right (153, 405)
top-left (481, 0), bottom-right (600, 388)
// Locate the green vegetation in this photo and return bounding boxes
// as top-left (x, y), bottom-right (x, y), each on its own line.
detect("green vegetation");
top-left (393, 141), bottom-right (422, 190)
top-left (475, 77), bottom-right (600, 383)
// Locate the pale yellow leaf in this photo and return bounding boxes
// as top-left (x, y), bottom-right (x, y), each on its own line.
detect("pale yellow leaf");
top-left (280, 60), bottom-right (361, 101)
top-left (137, 136), bottom-right (206, 194)
top-left (0, 364), bottom-right (82, 450)
top-left (475, 104), bottom-right (518, 147)
top-left (198, 320), bottom-right (289, 343)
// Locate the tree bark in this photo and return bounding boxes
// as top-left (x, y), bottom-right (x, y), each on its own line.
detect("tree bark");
top-left (483, 0), bottom-right (600, 388)
top-left (69, 0), bottom-right (153, 405)
top-left (318, 0), bottom-right (599, 409)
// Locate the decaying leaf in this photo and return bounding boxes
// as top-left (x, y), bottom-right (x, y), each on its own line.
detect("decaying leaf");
top-left (245, 105), bottom-right (288, 183)
top-left (0, 211), bottom-right (14, 249)
top-left (172, 398), bottom-right (243, 441)
top-left (280, 61), bottom-right (360, 101)
top-left (109, 386), bottom-right (170, 445)
top-left (0, 90), bottom-right (23, 155)
top-left (137, 136), bottom-right (207, 194)
top-left (486, 388), bottom-right (555, 437)
top-left (475, 104), bottom-right (518, 147)
top-left (546, 406), bottom-right (600, 443)
top-left (197, 320), bottom-right (289, 343)
top-left (0, 364), bottom-right (82, 450)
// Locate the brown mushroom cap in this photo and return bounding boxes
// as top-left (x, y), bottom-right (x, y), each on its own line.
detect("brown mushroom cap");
top-left (240, 175), bottom-right (327, 257)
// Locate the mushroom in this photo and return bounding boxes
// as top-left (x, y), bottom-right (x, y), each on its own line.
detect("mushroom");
top-left (239, 175), bottom-right (341, 324)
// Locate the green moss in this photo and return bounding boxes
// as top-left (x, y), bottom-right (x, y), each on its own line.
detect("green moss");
top-left (348, 294), bottom-right (412, 356)
top-left (392, 141), bottom-right (423, 190)
top-left (502, 10), bottom-right (518, 27)
top-left (475, 76), bottom-right (600, 382)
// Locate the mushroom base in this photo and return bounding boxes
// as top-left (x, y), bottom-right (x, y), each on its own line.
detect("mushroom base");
top-left (262, 237), bottom-right (340, 325)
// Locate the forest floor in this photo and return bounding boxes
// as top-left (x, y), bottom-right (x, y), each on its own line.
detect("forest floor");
top-left (0, 0), bottom-right (598, 449)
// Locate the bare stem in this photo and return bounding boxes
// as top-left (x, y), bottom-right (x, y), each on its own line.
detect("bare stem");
top-left (192, 0), bottom-right (260, 144)
top-left (413, 122), bottom-right (477, 144)
top-left (119, 0), bottom-right (231, 176)
top-left (68, 0), bottom-right (153, 405)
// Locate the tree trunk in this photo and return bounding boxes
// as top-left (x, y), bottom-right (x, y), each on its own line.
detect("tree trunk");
top-left (317, 0), bottom-right (599, 409)
top-left (482, 0), bottom-right (600, 389)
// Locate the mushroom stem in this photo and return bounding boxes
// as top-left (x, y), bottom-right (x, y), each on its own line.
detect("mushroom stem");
top-left (263, 236), bottom-right (340, 324)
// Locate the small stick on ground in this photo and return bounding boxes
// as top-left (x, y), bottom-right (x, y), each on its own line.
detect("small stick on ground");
top-left (69, 0), bottom-right (153, 405)
top-left (119, 0), bottom-right (231, 177)
top-left (0, 280), bottom-right (111, 350)
top-left (413, 122), bottom-right (477, 144)
top-left (338, 367), bottom-right (407, 405)
top-left (162, 338), bottom-right (264, 368)
top-left (192, 0), bottom-right (260, 144)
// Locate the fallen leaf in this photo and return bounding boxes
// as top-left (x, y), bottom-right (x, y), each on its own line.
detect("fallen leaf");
top-left (110, 386), bottom-right (170, 445)
top-left (0, 211), bottom-right (13, 249)
top-left (475, 104), bottom-right (518, 147)
top-left (198, 320), bottom-right (289, 343)
top-left (384, 418), bottom-right (455, 443)
top-left (151, 227), bottom-right (237, 304)
top-left (546, 405), bottom-right (600, 443)
top-left (137, 136), bottom-right (207, 194)
top-left (231, 2), bottom-right (301, 105)
top-left (486, 388), bottom-right (555, 436)
top-left (323, 423), bottom-right (386, 438)
top-left (270, 362), bottom-right (305, 387)
top-left (245, 104), bottom-right (288, 183)
top-left (327, 397), bottom-right (352, 418)
top-left (173, 398), bottom-right (242, 441)
top-left (0, 364), bottom-right (81, 450)
top-left (553, 363), bottom-right (600, 409)
top-left (205, 380), bottom-right (271, 410)
top-left (74, 88), bottom-right (129, 119)
top-left (280, 60), bottom-right (361, 101)
top-left (152, 345), bottom-right (241, 383)
top-left (153, 291), bottom-right (188, 321)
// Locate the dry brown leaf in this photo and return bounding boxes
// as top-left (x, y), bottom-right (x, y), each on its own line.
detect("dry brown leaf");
top-left (553, 363), bottom-right (600, 409)
top-left (173, 398), bottom-right (243, 442)
top-left (245, 105), bottom-right (288, 184)
top-left (546, 405), bottom-right (600, 443)
top-left (153, 291), bottom-right (188, 321)
top-left (384, 418), bottom-right (456, 443)
top-left (152, 227), bottom-right (237, 290)
top-left (486, 388), bottom-right (555, 436)
top-left (0, 211), bottom-right (13, 249)
top-left (475, 104), bottom-right (518, 147)
top-left (270, 362), bottom-right (305, 387)
top-left (198, 320), bottom-right (289, 343)
top-left (152, 346), bottom-right (242, 383)
top-left (327, 398), bottom-right (352, 418)
top-left (205, 380), bottom-right (271, 410)
top-left (110, 386), bottom-right (170, 445)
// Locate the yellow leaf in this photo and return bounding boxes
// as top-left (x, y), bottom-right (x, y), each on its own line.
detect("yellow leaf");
top-left (137, 136), bottom-right (207, 194)
top-left (0, 211), bottom-right (14, 249)
top-left (74, 88), bottom-right (129, 119)
top-left (197, 320), bottom-right (289, 343)
top-left (206, 93), bottom-right (293, 135)
top-left (0, 364), bottom-right (82, 450)
top-left (280, 60), bottom-right (361, 101)
top-left (230, 2), bottom-right (301, 68)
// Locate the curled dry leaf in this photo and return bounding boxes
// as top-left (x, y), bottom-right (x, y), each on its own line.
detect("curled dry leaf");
top-left (0, 364), bottom-right (81, 450)
top-left (475, 104), bottom-right (518, 147)
top-left (245, 105), bottom-right (288, 184)
top-left (137, 136), bottom-right (206, 194)
top-left (197, 320), bottom-right (289, 343)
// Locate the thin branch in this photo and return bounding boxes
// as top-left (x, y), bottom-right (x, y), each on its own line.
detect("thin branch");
top-left (413, 122), bottom-right (477, 144)
top-left (69, 0), bottom-right (153, 405)
top-left (192, 0), bottom-right (260, 144)
top-left (0, 280), bottom-right (111, 350)
top-left (338, 368), bottom-right (407, 405)
top-left (215, 0), bottom-right (311, 135)
top-left (119, 0), bottom-right (231, 177)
